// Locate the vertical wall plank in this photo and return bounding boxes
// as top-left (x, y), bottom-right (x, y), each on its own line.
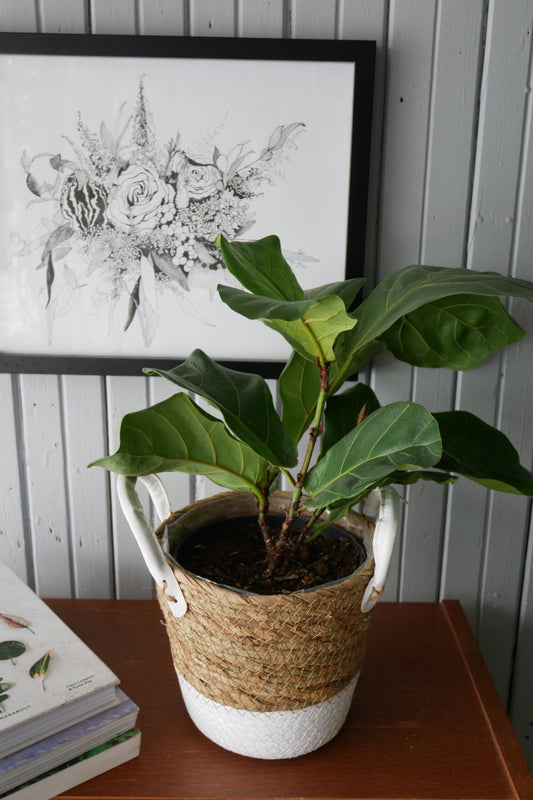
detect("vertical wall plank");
top-left (62, 375), bottom-right (114, 598)
top-left (0, 1), bottom-right (39, 31)
top-left (338, 0), bottom-right (388, 281)
top-left (475, 0), bottom-right (533, 704)
top-left (442, 0), bottom-right (533, 704)
top-left (39, 0), bottom-right (88, 32)
top-left (289, 0), bottom-right (336, 38)
top-left (375, 0), bottom-right (436, 284)
top-left (238, 0), bottom-right (284, 37)
top-left (19, 375), bottom-right (72, 597)
top-left (90, 0), bottom-right (138, 34)
top-left (0, 376), bottom-right (29, 582)
top-left (106, 375), bottom-right (152, 598)
top-left (370, 0), bottom-right (438, 599)
top-left (400, 1), bottom-right (485, 602)
top-left (138, 0), bottom-right (186, 35)
top-left (189, 0), bottom-right (235, 36)
top-left (507, 3), bottom-right (533, 757)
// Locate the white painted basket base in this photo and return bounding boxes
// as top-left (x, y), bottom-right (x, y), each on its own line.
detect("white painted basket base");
top-left (177, 670), bottom-right (359, 759)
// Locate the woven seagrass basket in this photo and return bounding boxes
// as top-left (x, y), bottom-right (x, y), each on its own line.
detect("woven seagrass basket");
top-left (153, 490), bottom-right (376, 759)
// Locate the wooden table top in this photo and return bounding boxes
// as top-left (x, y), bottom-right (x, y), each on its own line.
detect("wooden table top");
top-left (46, 598), bottom-right (533, 800)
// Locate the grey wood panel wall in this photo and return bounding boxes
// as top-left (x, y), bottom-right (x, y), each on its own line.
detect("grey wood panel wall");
top-left (1, 0), bottom-right (533, 767)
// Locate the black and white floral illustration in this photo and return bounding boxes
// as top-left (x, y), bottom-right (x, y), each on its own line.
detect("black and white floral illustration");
top-left (20, 77), bottom-right (305, 345)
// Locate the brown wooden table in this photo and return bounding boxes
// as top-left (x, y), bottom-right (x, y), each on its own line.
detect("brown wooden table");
top-left (46, 599), bottom-right (533, 800)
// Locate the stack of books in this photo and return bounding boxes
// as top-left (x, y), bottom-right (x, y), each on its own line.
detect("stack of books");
top-left (0, 560), bottom-right (141, 799)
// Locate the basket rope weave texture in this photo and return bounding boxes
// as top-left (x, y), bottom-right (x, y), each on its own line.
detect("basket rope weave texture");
top-left (156, 496), bottom-right (375, 713)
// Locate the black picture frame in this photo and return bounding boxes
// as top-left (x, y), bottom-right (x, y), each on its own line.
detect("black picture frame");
top-left (0, 33), bottom-right (375, 376)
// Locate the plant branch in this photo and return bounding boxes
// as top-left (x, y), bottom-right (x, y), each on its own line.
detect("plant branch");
top-left (281, 359), bottom-right (330, 536)
top-left (257, 488), bottom-right (276, 567)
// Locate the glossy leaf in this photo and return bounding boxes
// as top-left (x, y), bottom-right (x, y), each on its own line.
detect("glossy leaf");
top-left (217, 284), bottom-right (314, 321)
top-left (304, 402), bottom-right (442, 508)
top-left (217, 234), bottom-right (305, 300)
top-left (279, 352), bottom-right (321, 442)
top-left (219, 285), bottom-right (357, 363)
top-left (381, 295), bottom-right (525, 369)
top-left (305, 277), bottom-right (366, 307)
top-left (434, 411), bottom-right (533, 495)
top-left (89, 393), bottom-right (270, 499)
top-left (318, 470), bottom-right (457, 514)
top-left (331, 264), bottom-right (533, 391)
top-left (263, 294), bottom-right (357, 362)
top-left (383, 470), bottom-right (457, 487)
top-left (145, 350), bottom-right (297, 467)
top-left (321, 383), bottom-right (381, 453)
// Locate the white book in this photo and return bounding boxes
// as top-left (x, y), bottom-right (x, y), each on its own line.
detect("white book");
top-left (0, 728), bottom-right (141, 800)
top-left (0, 560), bottom-right (120, 759)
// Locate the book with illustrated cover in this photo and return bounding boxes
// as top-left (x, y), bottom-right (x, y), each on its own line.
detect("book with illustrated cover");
top-left (0, 728), bottom-right (141, 800)
top-left (0, 561), bottom-right (120, 759)
top-left (0, 688), bottom-right (139, 794)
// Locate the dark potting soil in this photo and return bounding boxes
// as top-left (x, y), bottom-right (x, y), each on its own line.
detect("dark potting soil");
top-left (175, 515), bottom-right (363, 594)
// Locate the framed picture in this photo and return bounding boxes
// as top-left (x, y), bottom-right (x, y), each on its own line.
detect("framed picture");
top-left (0, 33), bottom-right (375, 376)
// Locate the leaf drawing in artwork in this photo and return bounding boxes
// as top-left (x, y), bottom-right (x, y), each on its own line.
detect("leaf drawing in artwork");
top-left (0, 641), bottom-right (26, 665)
top-left (29, 651), bottom-right (51, 692)
top-left (0, 612), bottom-right (35, 634)
top-left (0, 678), bottom-right (10, 710)
top-left (19, 75), bottom-right (307, 344)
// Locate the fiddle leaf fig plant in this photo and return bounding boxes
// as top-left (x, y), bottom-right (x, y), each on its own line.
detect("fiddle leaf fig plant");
top-left (90, 234), bottom-right (533, 574)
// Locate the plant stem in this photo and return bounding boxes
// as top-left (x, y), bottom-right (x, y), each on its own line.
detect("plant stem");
top-left (281, 359), bottom-right (330, 536)
top-left (257, 489), bottom-right (276, 570)
top-left (301, 506), bottom-right (327, 542)
top-left (265, 359), bottom-right (330, 574)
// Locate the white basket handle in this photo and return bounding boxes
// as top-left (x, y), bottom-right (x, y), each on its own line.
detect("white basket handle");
top-left (116, 475), bottom-right (187, 617)
top-left (361, 486), bottom-right (400, 613)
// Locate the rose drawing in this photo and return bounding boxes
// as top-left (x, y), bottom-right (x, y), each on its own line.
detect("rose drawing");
top-left (107, 164), bottom-right (176, 234)
top-left (181, 160), bottom-right (224, 201)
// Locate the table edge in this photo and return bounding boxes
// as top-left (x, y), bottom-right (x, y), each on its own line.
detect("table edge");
top-left (442, 599), bottom-right (533, 799)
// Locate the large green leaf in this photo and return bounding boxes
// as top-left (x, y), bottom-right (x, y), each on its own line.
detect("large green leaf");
top-left (321, 383), bottom-right (381, 453)
top-left (305, 278), bottom-right (366, 307)
top-left (332, 264), bottom-right (533, 392)
top-left (279, 352), bottom-right (321, 442)
top-left (145, 350), bottom-right (297, 468)
top-left (383, 470), bottom-right (457, 488)
top-left (217, 284), bottom-right (314, 321)
top-left (217, 234), bottom-right (305, 300)
top-left (317, 469), bottom-right (457, 515)
top-left (434, 411), bottom-right (533, 495)
top-left (263, 294), bottom-right (357, 362)
top-left (304, 402), bottom-right (442, 507)
top-left (89, 393), bottom-right (270, 498)
top-left (218, 234), bottom-right (366, 309)
top-left (219, 285), bottom-right (357, 363)
top-left (381, 295), bottom-right (525, 369)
